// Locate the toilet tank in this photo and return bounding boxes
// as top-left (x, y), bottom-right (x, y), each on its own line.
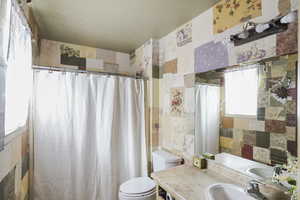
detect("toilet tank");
top-left (152, 150), bottom-right (182, 172)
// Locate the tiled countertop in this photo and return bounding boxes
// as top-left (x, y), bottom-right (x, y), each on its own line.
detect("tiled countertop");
top-left (151, 164), bottom-right (290, 200)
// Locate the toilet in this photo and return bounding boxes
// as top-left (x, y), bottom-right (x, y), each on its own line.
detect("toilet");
top-left (119, 150), bottom-right (182, 200)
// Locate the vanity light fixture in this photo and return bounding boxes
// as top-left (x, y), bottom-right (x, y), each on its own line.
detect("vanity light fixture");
top-left (230, 11), bottom-right (296, 46)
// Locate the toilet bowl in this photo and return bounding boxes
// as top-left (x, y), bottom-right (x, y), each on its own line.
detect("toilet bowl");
top-left (119, 150), bottom-right (182, 200)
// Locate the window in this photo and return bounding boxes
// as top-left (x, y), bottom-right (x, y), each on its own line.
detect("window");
top-left (224, 67), bottom-right (258, 116)
top-left (5, 7), bottom-right (32, 135)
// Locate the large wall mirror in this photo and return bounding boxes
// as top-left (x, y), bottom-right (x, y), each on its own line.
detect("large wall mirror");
top-left (194, 54), bottom-right (298, 166)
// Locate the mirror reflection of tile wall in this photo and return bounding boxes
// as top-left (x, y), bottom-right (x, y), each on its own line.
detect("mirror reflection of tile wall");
top-left (195, 54), bottom-right (298, 165)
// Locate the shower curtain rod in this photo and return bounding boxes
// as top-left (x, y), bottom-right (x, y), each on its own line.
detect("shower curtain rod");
top-left (32, 66), bottom-right (147, 80)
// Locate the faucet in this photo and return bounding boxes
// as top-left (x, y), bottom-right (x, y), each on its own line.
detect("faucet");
top-left (246, 180), bottom-right (268, 200)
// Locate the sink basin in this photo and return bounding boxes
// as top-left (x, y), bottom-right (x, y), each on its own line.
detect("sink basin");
top-left (247, 167), bottom-right (273, 180)
top-left (206, 183), bottom-right (256, 200)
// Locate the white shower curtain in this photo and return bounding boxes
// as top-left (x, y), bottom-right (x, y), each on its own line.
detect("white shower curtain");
top-left (195, 85), bottom-right (220, 156)
top-left (32, 71), bottom-right (147, 200)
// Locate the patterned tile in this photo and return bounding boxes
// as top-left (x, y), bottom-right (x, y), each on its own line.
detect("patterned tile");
top-left (220, 128), bottom-right (233, 138)
top-left (220, 136), bottom-right (233, 149)
top-left (194, 41), bottom-right (229, 73)
top-left (265, 120), bottom-right (286, 133)
top-left (170, 88), bottom-right (184, 116)
top-left (213, 0), bottom-right (262, 34)
top-left (270, 133), bottom-right (287, 150)
top-left (249, 120), bottom-right (265, 132)
top-left (256, 131), bottom-right (270, 148)
top-left (253, 146), bottom-right (271, 164)
top-left (176, 23), bottom-right (192, 47)
top-left (270, 148), bottom-right (287, 165)
top-left (287, 140), bottom-right (297, 157)
top-left (286, 100), bottom-right (296, 114)
top-left (163, 59), bottom-right (177, 74)
top-left (242, 144), bottom-right (253, 160)
top-left (286, 114), bottom-right (297, 127)
top-left (222, 117), bottom-right (234, 129)
top-left (243, 131), bottom-right (256, 146)
top-left (265, 107), bottom-right (286, 121)
top-left (257, 107), bottom-right (265, 121)
top-left (232, 129), bottom-right (243, 156)
top-left (0, 167), bottom-right (16, 200)
top-left (286, 126), bottom-right (296, 141)
top-left (287, 88), bottom-right (297, 100)
top-left (278, 0), bottom-right (291, 15)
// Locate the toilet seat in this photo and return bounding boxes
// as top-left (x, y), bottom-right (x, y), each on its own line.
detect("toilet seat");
top-left (119, 177), bottom-right (156, 197)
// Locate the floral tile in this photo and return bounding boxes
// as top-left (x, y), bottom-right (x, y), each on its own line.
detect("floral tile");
top-left (242, 144), bottom-right (253, 160)
top-left (270, 133), bottom-right (287, 150)
top-left (286, 126), bottom-right (296, 141)
top-left (213, 0), bottom-right (262, 34)
top-left (170, 88), bottom-right (184, 116)
top-left (256, 131), bottom-right (270, 148)
top-left (265, 120), bottom-right (286, 133)
top-left (253, 146), bottom-right (271, 164)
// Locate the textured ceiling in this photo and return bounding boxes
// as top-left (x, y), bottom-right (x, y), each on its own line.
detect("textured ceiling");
top-left (31, 0), bottom-right (219, 53)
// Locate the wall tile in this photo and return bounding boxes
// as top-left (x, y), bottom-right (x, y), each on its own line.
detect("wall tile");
top-left (194, 41), bottom-right (229, 73)
top-left (222, 117), bottom-right (234, 128)
top-left (184, 74), bottom-right (195, 88)
top-left (234, 118), bottom-right (250, 130)
top-left (220, 136), bottom-right (233, 149)
top-left (0, 167), bottom-right (15, 200)
top-left (170, 88), bottom-right (184, 116)
top-left (232, 129), bottom-right (243, 156)
top-left (276, 18), bottom-right (298, 56)
top-left (287, 140), bottom-right (297, 156)
top-left (176, 23), bottom-right (192, 47)
top-left (270, 133), bottom-right (287, 150)
top-left (265, 106), bottom-right (286, 121)
top-left (163, 59), bottom-right (177, 74)
top-left (270, 148), bottom-right (287, 164)
top-left (265, 120), bottom-right (286, 133)
top-left (253, 146), bottom-right (271, 164)
top-left (213, 0), bottom-right (262, 34)
top-left (286, 126), bottom-right (296, 141)
top-left (257, 107), bottom-right (265, 121)
top-left (286, 114), bottom-right (297, 126)
top-left (278, 0), bottom-right (291, 15)
top-left (243, 131), bottom-right (256, 146)
top-left (242, 144), bottom-right (253, 160)
top-left (220, 128), bottom-right (233, 138)
top-left (256, 131), bottom-right (270, 148)
top-left (249, 120), bottom-right (265, 132)
top-left (286, 100), bottom-right (296, 114)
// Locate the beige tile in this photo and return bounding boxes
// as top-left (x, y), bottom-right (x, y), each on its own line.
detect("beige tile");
top-left (220, 136), bottom-right (233, 149)
top-left (233, 118), bottom-right (250, 130)
top-left (253, 147), bottom-right (271, 164)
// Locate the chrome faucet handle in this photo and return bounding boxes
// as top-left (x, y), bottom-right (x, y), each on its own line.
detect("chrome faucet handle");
top-left (246, 180), bottom-right (268, 200)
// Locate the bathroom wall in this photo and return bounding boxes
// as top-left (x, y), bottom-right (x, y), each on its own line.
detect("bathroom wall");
top-left (132, 0), bottom-right (299, 163)
top-left (38, 39), bottom-right (136, 75)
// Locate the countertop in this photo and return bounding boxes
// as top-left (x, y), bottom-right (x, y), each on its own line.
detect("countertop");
top-left (151, 164), bottom-right (290, 200)
top-left (151, 165), bottom-right (242, 200)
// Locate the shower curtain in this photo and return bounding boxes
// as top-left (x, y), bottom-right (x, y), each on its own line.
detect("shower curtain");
top-left (32, 71), bottom-right (147, 200)
top-left (195, 85), bottom-right (220, 155)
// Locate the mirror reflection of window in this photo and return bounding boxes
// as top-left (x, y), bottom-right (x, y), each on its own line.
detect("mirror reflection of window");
top-left (224, 66), bottom-right (258, 117)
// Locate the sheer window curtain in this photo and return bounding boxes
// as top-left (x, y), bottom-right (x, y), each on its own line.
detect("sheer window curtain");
top-left (32, 71), bottom-right (147, 200)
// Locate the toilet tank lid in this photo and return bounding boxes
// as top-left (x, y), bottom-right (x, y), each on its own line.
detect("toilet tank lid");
top-left (120, 177), bottom-right (156, 194)
top-left (152, 150), bottom-right (182, 163)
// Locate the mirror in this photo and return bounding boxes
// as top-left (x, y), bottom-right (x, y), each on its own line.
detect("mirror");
top-left (194, 54), bottom-right (298, 166)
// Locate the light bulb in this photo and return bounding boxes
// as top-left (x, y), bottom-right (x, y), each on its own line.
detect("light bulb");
top-left (280, 12), bottom-right (297, 24)
top-left (255, 23), bottom-right (270, 33)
